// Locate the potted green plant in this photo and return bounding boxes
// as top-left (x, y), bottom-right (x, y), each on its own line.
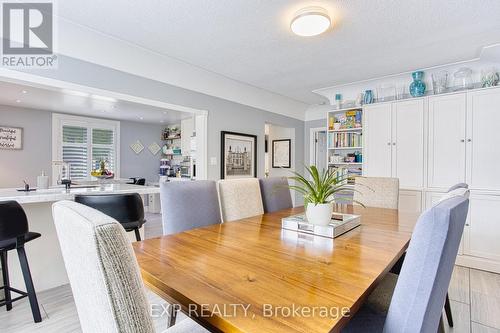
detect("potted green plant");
top-left (288, 166), bottom-right (354, 225)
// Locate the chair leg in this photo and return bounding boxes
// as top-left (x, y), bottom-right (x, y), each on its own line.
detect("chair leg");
top-left (438, 315), bottom-right (445, 333)
top-left (166, 303), bottom-right (178, 328)
top-left (1, 251), bottom-right (12, 311)
top-left (444, 293), bottom-right (453, 327)
top-left (17, 246), bottom-right (42, 323)
top-left (134, 228), bottom-right (141, 241)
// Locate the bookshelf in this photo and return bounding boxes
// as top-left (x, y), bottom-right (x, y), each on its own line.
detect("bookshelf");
top-left (326, 107), bottom-right (363, 184)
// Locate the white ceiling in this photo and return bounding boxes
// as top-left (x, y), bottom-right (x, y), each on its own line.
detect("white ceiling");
top-left (0, 81), bottom-right (193, 124)
top-left (56, 0), bottom-right (500, 104)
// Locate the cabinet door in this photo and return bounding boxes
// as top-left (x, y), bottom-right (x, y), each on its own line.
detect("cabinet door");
top-left (467, 88), bottom-right (500, 190)
top-left (364, 104), bottom-right (392, 177)
top-left (428, 93), bottom-right (467, 189)
top-left (464, 194), bottom-right (500, 261)
top-left (399, 190), bottom-right (422, 213)
top-left (392, 99), bottom-right (424, 188)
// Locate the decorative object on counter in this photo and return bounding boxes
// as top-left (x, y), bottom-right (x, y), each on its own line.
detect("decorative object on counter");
top-left (335, 93), bottom-right (342, 109)
top-left (377, 84), bottom-right (396, 102)
top-left (396, 83), bottom-right (408, 100)
top-left (409, 71), bottom-right (426, 97)
top-left (272, 139), bottom-right (291, 168)
top-left (36, 170), bottom-right (49, 189)
top-left (17, 180), bottom-right (36, 192)
top-left (148, 142), bottom-right (161, 155)
top-left (0, 125), bottom-right (22, 150)
top-left (91, 160), bottom-right (114, 179)
top-left (286, 165), bottom-right (356, 225)
top-left (130, 140), bottom-right (144, 154)
top-left (481, 68), bottom-right (499, 87)
top-left (282, 212), bottom-right (361, 239)
top-left (356, 92), bottom-right (364, 106)
top-left (432, 70), bottom-right (448, 94)
top-left (363, 90), bottom-right (374, 104)
top-left (221, 131), bottom-right (257, 179)
top-left (453, 67), bottom-right (473, 90)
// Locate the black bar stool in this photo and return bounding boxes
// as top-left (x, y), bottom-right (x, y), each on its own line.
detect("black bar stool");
top-left (74, 193), bottom-right (146, 241)
top-left (0, 201), bottom-right (42, 323)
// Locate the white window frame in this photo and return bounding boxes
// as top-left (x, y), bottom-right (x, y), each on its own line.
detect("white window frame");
top-left (52, 113), bottom-right (120, 184)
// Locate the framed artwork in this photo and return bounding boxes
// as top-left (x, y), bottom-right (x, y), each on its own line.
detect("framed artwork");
top-left (272, 139), bottom-right (291, 168)
top-left (0, 126), bottom-right (23, 150)
top-left (221, 131), bottom-right (257, 179)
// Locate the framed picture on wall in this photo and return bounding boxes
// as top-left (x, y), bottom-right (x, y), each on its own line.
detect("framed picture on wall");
top-left (0, 126), bottom-right (23, 150)
top-left (221, 131), bottom-right (257, 179)
top-left (272, 139), bottom-right (291, 168)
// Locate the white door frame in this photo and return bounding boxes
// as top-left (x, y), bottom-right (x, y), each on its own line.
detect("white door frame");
top-left (309, 126), bottom-right (327, 166)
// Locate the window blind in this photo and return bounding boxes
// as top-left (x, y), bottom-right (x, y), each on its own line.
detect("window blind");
top-left (62, 126), bottom-right (88, 180)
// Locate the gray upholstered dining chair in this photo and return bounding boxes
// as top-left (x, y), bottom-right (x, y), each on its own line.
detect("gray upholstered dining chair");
top-left (217, 178), bottom-right (264, 222)
top-left (160, 180), bottom-right (222, 235)
top-left (52, 200), bottom-right (207, 333)
top-left (447, 182), bottom-right (468, 192)
top-left (353, 177), bottom-right (399, 209)
top-left (259, 177), bottom-right (293, 213)
top-left (342, 195), bottom-right (470, 332)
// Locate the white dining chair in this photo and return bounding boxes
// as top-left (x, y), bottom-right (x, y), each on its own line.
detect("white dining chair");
top-left (217, 178), bottom-right (264, 222)
top-left (52, 200), bottom-right (207, 333)
top-left (353, 177), bottom-right (399, 209)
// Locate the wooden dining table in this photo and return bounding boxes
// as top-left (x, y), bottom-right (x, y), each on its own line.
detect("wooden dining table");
top-left (133, 205), bottom-right (419, 333)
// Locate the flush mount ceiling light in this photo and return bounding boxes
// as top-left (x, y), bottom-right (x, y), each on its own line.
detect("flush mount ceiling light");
top-left (290, 6), bottom-right (331, 37)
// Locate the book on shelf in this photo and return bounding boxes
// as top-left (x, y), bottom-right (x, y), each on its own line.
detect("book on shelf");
top-left (328, 110), bottom-right (363, 130)
top-left (328, 132), bottom-right (363, 148)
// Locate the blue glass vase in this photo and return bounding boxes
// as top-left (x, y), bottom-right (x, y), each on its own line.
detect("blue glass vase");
top-left (409, 71), bottom-right (426, 97)
top-left (363, 90), bottom-right (374, 104)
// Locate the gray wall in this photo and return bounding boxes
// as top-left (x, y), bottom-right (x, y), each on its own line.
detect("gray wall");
top-left (0, 105), bottom-right (52, 188)
top-left (20, 56), bottom-right (305, 182)
top-left (120, 120), bottom-right (164, 182)
top-left (304, 118), bottom-right (326, 167)
top-left (0, 105), bottom-right (164, 187)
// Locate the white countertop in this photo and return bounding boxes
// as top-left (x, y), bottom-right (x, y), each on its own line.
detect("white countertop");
top-left (0, 184), bottom-right (160, 204)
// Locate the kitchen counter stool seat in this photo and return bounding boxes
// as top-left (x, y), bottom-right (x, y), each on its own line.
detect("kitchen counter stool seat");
top-left (0, 200), bottom-right (42, 323)
top-left (74, 193), bottom-right (146, 241)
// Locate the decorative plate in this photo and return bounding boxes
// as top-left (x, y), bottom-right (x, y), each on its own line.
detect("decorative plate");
top-left (148, 142), bottom-right (161, 156)
top-left (130, 140), bottom-right (144, 154)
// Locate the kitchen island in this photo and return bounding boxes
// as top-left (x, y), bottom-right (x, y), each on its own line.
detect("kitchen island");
top-left (0, 184), bottom-right (160, 291)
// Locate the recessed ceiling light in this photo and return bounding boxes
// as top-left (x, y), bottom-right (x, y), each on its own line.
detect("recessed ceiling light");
top-left (62, 89), bottom-right (90, 97)
top-left (291, 6), bottom-right (331, 37)
top-left (15, 99), bottom-right (21, 103)
top-left (139, 116), bottom-right (144, 120)
top-left (160, 120), bottom-right (164, 123)
top-left (91, 94), bottom-right (117, 103)
top-left (21, 90), bottom-right (28, 94)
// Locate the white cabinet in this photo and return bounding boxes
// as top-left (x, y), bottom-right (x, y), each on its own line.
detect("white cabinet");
top-left (428, 93), bottom-right (467, 189)
top-left (467, 89), bottom-right (500, 191)
top-left (181, 118), bottom-right (194, 156)
top-left (364, 103), bottom-right (392, 177)
top-left (399, 190), bottom-right (422, 213)
top-left (465, 193), bottom-right (500, 261)
top-left (364, 99), bottom-right (424, 188)
top-left (392, 99), bottom-right (425, 188)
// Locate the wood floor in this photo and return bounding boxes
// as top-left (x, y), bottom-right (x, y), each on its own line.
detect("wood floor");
top-left (1, 213), bottom-right (500, 332)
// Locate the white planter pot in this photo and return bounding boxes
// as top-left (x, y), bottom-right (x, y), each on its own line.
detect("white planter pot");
top-left (306, 203), bottom-right (333, 225)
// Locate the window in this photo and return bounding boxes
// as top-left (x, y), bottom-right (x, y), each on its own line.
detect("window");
top-left (52, 114), bottom-right (120, 183)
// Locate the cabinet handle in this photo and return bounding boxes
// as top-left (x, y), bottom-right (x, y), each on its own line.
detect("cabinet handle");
top-left (387, 142), bottom-right (391, 146)
top-left (467, 139), bottom-right (472, 142)
top-left (460, 139), bottom-right (465, 143)
top-left (392, 142), bottom-right (396, 145)
top-left (465, 223), bottom-right (470, 226)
